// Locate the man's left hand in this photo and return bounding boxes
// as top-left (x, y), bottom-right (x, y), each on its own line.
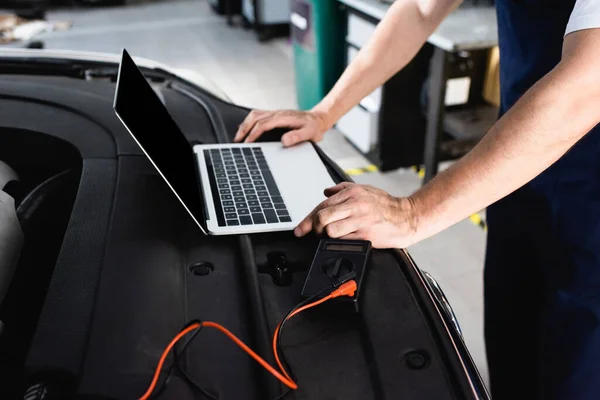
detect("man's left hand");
top-left (293, 182), bottom-right (418, 249)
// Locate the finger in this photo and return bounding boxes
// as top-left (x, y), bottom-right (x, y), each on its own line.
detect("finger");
top-left (294, 190), bottom-right (353, 237)
top-left (338, 232), bottom-right (364, 241)
top-left (234, 110), bottom-right (268, 142)
top-left (324, 182), bottom-right (354, 197)
top-left (294, 211), bottom-right (315, 237)
top-left (313, 204), bottom-right (352, 235)
top-left (323, 217), bottom-right (358, 239)
top-left (244, 115), bottom-right (303, 143)
top-left (235, 110), bottom-right (267, 142)
top-left (294, 200), bottom-right (329, 237)
top-left (281, 129), bottom-right (307, 147)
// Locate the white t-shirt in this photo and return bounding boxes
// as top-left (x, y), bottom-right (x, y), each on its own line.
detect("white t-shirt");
top-left (565, 0), bottom-right (600, 36)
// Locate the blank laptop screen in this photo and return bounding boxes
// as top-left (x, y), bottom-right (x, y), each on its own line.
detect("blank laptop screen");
top-left (113, 49), bottom-right (205, 224)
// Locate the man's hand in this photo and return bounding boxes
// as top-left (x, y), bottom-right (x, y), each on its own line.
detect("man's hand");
top-left (294, 182), bottom-right (418, 249)
top-left (234, 109), bottom-right (330, 146)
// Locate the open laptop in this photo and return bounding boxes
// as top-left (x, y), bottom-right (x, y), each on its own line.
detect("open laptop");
top-left (113, 49), bottom-right (336, 235)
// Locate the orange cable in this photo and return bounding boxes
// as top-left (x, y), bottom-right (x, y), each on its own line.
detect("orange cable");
top-left (272, 280), bottom-right (357, 382)
top-left (138, 323), bottom-right (201, 400)
top-left (202, 321), bottom-right (297, 390)
top-left (272, 294), bottom-right (333, 381)
top-left (139, 321), bottom-right (298, 400)
top-left (139, 280), bottom-right (357, 400)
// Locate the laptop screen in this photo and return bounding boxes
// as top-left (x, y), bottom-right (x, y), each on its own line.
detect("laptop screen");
top-left (113, 49), bottom-right (206, 230)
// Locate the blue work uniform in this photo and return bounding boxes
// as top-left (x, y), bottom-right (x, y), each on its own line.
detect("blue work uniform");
top-left (485, 0), bottom-right (600, 399)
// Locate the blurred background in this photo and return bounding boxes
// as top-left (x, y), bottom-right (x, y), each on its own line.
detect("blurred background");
top-left (0, 0), bottom-right (500, 386)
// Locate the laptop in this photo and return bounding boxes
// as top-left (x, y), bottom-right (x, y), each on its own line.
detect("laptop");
top-left (113, 49), bottom-right (336, 235)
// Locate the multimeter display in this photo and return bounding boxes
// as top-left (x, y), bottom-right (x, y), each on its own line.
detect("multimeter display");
top-left (325, 243), bottom-right (365, 252)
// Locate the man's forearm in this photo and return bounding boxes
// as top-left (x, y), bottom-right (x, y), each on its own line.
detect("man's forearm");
top-left (408, 30), bottom-right (600, 244)
top-left (313, 0), bottom-right (461, 128)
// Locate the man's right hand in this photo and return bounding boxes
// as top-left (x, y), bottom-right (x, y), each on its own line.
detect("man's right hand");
top-left (233, 109), bottom-right (330, 147)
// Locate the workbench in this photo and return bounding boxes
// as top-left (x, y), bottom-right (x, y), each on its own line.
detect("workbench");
top-left (337, 0), bottom-right (499, 183)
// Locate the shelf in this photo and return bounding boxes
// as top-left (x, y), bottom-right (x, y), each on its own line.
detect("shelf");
top-left (443, 103), bottom-right (498, 141)
top-left (438, 103), bottom-right (498, 159)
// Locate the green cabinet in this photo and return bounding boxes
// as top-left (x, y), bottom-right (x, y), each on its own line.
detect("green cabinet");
top-left (291, 0), bottom-right (346, 110)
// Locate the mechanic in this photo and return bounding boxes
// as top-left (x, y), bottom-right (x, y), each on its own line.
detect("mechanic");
top-left (234, 1), bottom-right (600, 398)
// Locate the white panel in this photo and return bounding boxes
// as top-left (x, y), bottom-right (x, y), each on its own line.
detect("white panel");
top-left (290, 12), bottom-right (307, 30)
top-left (347, 44), bottom-right (358, 64)
top-left (347, 13), bottom-right (377, 49)
top-left (347, 46), bottom-right (382, 112)
top-left (445, 77), bottom-right (471, 106)
top-left (261, 0), bottom-right (291, 24)
top-left (242, 0), bottom-right (255, 22)
top-left (336, 105), bottom-right (378, 154)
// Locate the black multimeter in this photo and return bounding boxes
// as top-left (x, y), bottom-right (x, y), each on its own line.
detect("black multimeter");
top-left (301, 239), bottom-right (372, 311)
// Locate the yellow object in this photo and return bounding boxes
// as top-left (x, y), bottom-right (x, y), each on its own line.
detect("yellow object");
top-left (483, 46), bottom-right (501, 108)
top-left (469, 213), bottom-right (482, 226)
top-left (469, 213), bottom-right (488, 231)
top-left (410, 166), bottom-right (425, 179)
top-left (345, 165), bottom-right (379, 176)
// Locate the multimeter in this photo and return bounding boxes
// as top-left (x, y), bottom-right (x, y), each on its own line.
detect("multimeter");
top-left (301, 239), bottom-right (372, 310)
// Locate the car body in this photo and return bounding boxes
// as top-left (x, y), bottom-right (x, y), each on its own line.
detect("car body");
top-left (0, 48), bottom-right (489, 400)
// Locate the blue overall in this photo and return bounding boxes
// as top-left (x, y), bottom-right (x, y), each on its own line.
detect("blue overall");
top-left (485, 1), bottom-right (600, 399)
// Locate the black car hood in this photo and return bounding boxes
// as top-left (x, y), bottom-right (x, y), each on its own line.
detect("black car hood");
top-left (0, 58), bottom-right (486, 400)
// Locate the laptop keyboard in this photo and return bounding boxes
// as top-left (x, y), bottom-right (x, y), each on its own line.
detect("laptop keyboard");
top-left (204, 147), bottom-right (291, 227)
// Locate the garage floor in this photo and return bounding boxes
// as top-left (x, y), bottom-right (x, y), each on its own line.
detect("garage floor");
top-left (40, 0), bottom-right (489, 387)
